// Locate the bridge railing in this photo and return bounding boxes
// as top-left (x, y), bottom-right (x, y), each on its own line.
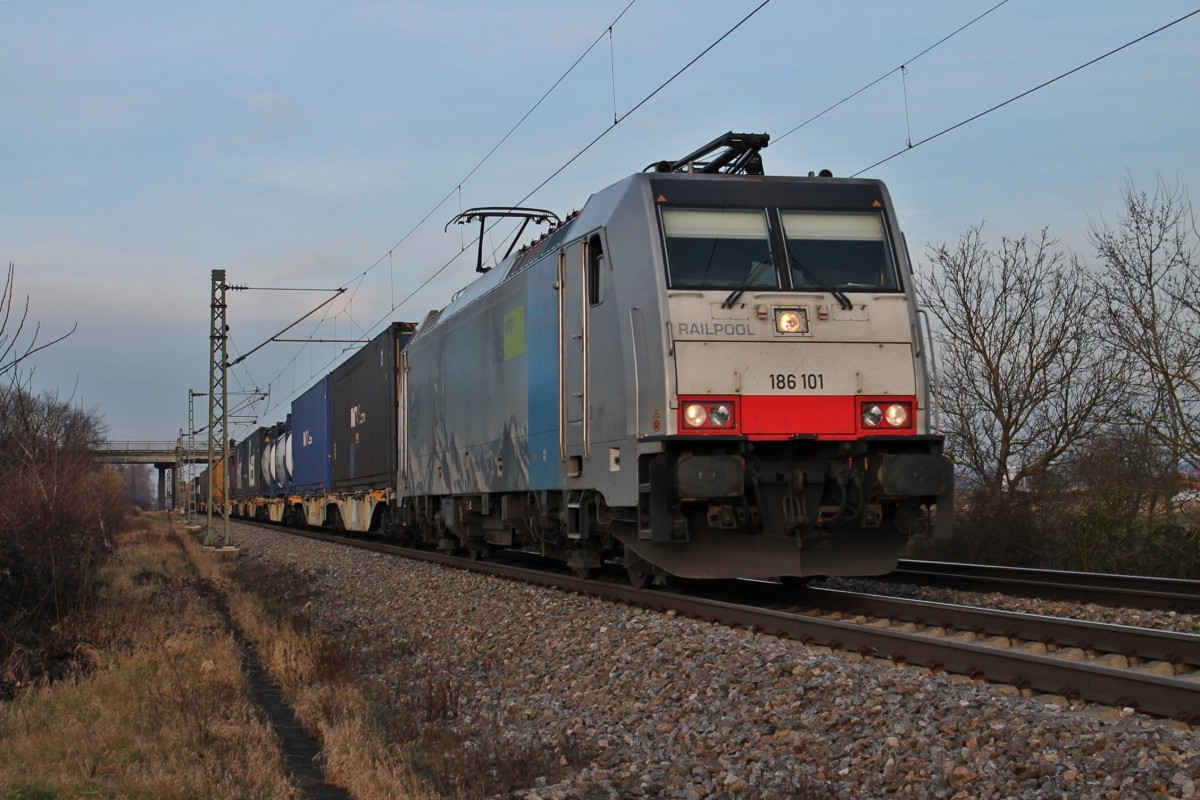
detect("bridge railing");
top-left (98, 441), bottom-right (182, 452)
top-left (93, 442), bottom-right (214, 464)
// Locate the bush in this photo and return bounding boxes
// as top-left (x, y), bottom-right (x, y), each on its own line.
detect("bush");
top-left (910, 486), bottom-right (1200, 579)
top-left (0, 384), bottom-right (128, 663)
top-left (908, 494), bottom-right (1049, 567)
top-left (1046, 513), bottom-right (1200, 578)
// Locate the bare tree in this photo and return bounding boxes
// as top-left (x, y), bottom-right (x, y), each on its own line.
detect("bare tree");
top-left (1090, 179), bottom-right (1200, 468)
top-left (917, 227), bottom-right (1120, 504)
top-left (1, 385), bottom-right (124, 638)
top-left (1, 262), bottom-right (76, 379)
top-left (1, 264), bottom-right (123, 665)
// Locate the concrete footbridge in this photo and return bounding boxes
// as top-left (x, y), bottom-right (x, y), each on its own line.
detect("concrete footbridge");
top-left (93, 441), bottom-right (216, 510)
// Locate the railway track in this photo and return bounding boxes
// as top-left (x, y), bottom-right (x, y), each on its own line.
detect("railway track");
top-left (890, 559), bottom-right (1200, 611)
top-left (236, 521), bottom-right (1200, 723)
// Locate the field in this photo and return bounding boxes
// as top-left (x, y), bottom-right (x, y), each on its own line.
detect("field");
top-left (0, 513), bottom-right (430, 799)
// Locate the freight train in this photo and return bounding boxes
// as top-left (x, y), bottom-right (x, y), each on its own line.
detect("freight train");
top-left (197, 133), bottom-right (953, 584)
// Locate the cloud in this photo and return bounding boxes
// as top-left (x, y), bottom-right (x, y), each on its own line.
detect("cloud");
top-left (242, 90), bottom-right (292, 118)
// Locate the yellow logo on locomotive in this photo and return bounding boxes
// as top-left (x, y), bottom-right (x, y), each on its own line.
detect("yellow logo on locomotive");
top-left (503, 305), bottom-right (526, 361)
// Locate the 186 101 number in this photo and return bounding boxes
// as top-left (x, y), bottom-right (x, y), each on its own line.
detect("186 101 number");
top-left (770, 373), bottom-right (824, 391)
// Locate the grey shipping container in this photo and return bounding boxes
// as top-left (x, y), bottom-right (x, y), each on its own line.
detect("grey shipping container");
top-left (330, 321), bottom-right (417, 491)
top-left (233, 427), bottom-right (269, 500)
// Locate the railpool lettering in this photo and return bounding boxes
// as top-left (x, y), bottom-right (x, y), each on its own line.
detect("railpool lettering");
top-left (677, 322), bottom-right (756, 337)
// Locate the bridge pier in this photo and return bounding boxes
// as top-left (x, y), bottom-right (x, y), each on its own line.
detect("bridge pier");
top-left (154, 463), bottom-right (170, 511)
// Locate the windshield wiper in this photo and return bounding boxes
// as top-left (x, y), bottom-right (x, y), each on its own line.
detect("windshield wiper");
top-left (789, 254), bottom-right (852, 310)
top-left (722, 257), bottom-right (774, 308)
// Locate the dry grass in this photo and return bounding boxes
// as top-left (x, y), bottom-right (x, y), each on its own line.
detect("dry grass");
top-left (228, 558), bottom-right (588, 798)
top-left (0, 515), bottom-right (300, 798)
top-left (176, 527), bottom-right (434, 800)
top-left (1, 514), bottom-right (435, 799)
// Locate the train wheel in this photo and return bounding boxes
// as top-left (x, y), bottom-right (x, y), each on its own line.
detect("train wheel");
top-left (626, 565), bottom-right (652, 589)
top-left (624, 548), bottom-right (658, 589)
top-left (467, 544), bottom-right (489, 561)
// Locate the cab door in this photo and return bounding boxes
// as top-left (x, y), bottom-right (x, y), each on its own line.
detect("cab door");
top-left (558, 240), bottom-right (588, 472)
top-left (397, 348), bottom-right (409, 494)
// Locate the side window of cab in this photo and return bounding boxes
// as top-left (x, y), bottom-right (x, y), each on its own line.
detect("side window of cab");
top-left (588, 233), bottom-right (606, 306)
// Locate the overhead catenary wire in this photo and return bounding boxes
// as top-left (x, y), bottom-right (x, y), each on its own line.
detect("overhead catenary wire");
top-left (774, 0), bottom-right (1013, 145)
top-left (850, 7), bottom-right (1200, 177)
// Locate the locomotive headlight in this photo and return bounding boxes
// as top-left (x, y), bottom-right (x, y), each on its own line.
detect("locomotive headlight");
top-left (683, 403), bottom-right (708, 427)
top-left (884, 403), bottom-right (909, 428)
top-left (774, 307), bottom-right (809, 335)
top-left (862, 404), bottom-right (884, 428)
top-left (709, 403), bottom-right (732, 427)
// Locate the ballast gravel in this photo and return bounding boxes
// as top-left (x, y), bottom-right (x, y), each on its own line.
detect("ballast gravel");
top-left (230, 523), bottom-right (1200, 800)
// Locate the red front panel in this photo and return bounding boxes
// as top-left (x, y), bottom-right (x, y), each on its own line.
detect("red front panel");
top-left (735, 395), bottom-right (918, 440)
top-left (677, 394), bottom-right (918, 440)
top-left (741, 394), bottom-right (856, 437)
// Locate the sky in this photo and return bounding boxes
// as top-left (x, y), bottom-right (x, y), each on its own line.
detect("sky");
top-left (2, 0), bottom-right (1198, 442)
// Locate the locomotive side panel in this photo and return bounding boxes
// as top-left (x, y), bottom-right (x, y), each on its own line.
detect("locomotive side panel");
top-left (402, 320), bottom-right (442, 495)
top-left (525, 254), bottom-right (560, 488)
top-left (553, 176), bottom-right (670, 509)
top-left (439, 275), bottom-right (531, 493)
top-left (404, 257), bottom-right (560, 498)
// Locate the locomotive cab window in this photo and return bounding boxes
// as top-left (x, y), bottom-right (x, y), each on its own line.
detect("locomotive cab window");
top-left (661, 208), bottom-right (778, 290)
top-left (587, 233), bottom-right (606, 306)
top-left (781, 211), bottom-right (899, 291)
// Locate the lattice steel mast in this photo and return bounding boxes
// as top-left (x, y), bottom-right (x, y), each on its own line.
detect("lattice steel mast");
top-left (204, 269), bottom-right (232, 548)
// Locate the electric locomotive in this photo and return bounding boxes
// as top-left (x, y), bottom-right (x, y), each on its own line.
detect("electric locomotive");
top-left (395, 132), bottom-right (952, 583)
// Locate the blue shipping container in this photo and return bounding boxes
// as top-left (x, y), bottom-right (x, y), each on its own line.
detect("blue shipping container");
top-left (291, 375), bottom-right (332, 495)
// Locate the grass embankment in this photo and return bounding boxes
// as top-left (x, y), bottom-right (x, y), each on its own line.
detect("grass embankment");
top-left (0, 513), bottom-right (431, 800)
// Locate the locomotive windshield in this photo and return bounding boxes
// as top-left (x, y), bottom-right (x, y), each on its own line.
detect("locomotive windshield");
top-left (661, 206), bottom-right (900, 292)
top-left (661, 208), bottom-right (778, 290)
top-left (781, 211), bottom-right (898, 291)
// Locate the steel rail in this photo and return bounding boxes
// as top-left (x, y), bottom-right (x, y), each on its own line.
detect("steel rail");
top-left (892, 559), bottom-right (1200, 611)
top-left (239, 522), bottom-right (1200, 722)
top-left (745, 602), bottom-right (1200, 722)
top-left (803, 588), bottom-right (1200, 665)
